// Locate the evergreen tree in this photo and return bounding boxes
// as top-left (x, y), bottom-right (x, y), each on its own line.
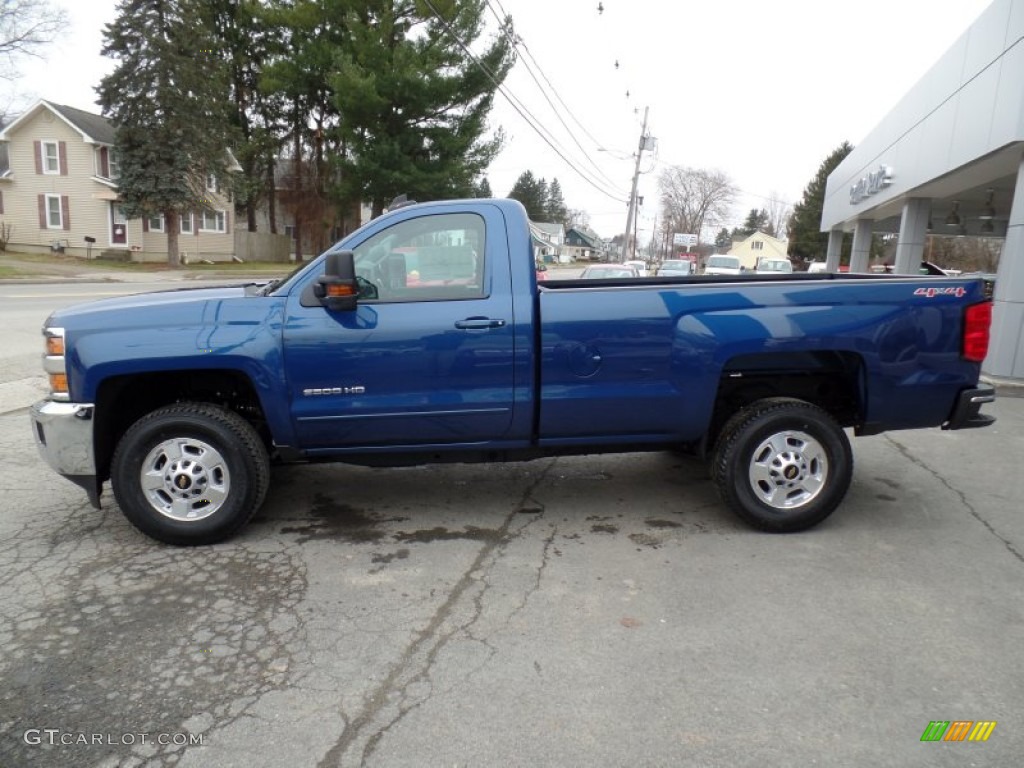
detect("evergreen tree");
top-left (736, 208), bottom-right (771, 238)
top-left (788, 141), bottom-right (853, 262)
top-left (205, 0), bottom-right (280, 233)
top-left (714, 227), bottom-right (732, 249)
top-left (331, 0), bottom-right (515, 217)
top-left (98, 0), bottom-right (233, 267)
top-left (507, 171), bottom-right (548, 220)
top-left (473, 177), bottom-right (493, 198)
top-left (546, 177), bottom-right (568, 226)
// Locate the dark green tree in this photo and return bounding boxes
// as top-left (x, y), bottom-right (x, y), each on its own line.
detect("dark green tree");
top-left (331, 0), bottom-right (515, 217)
top-left (507, 171), bottom-right (548, 220)
top-left (714, 227), bottom-right (732, 249)
top-left (546, 177), bottom-right (568, 225)
top-left (205, 0), bottom-right (281, 233)
top-left (98, 0), bottom-right (233, 266)
top-left (473, 176), bottom-right (493, 198)
top-left (788, 141), bottom-right (853, 262)
top-left (261, 0), bottom-right (351, 257)
top-left (735, 208), bottom-right (771, 238)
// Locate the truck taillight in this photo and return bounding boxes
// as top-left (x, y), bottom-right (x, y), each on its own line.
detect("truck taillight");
top-left (963, 302), bottom-right (992, 362)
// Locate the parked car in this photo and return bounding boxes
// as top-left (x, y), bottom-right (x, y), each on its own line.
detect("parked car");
top-left (807, 262), bottom-right (828, 273)
top-left (703, 255), bottom-right (742, 276)
top-left (755, 258), bottom-right (794, 275)
top-left (623, 260), bottom-right (649, 277)
top-left (579, 264), bottom-right (640, 279)
top-left (656, 260), bottom-right (693, 277)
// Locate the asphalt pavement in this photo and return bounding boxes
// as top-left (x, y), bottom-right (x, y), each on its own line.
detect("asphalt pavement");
top-left (0, 394), bottom-right (1022, 767)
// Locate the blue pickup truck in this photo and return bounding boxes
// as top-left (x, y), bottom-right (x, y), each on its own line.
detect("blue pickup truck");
top-left (31, 198), bottom-right (995, 545)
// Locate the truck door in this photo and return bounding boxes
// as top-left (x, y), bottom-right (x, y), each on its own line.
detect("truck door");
top-left (283, 207), bottom-right (517, 450)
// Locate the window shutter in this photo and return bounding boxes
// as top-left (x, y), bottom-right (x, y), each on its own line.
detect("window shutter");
top-left (34, 141), bottom-right (43, 174)
top-left (99, 147), bottom-right (109, 178)
top-left (194, 213), bottom-right (199, 236)
top-left (61, 196), bottom-right (70, 230)
top-left (0, 190), bottom-right (4, 214)
top-left (142, 216), bottom-right (149, 233)
top-left (224, 211), bottom-right (230, 235)
top-left (38, 195), bottom-right (46, 227)
top-left (58, 141), bottom-right (68, 176)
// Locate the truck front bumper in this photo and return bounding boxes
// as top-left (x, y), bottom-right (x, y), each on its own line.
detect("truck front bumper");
top-left (30, 400), bottom-right (101, 508)
top-left (943, 387), bottom-right (997, 430)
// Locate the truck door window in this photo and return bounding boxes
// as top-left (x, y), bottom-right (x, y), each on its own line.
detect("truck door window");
top-left (354, 213), bottom-right (486, 302)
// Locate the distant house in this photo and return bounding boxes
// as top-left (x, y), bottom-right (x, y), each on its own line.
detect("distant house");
top-left (529, 220), bottom-right (565, 263)
top-left (0, 99), bottom-right (238, 262)
top-left (563, 226), bottom-right (605, 262)
top-left (728, 230), bottom-right (789, 270)
top-left (249, 157), bottom-right (371, 260)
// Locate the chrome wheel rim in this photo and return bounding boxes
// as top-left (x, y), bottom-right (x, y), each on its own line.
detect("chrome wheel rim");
top-left (140, 438), bottom-right (230, 522)
top-left (747, 429), bottom-right (828, 509)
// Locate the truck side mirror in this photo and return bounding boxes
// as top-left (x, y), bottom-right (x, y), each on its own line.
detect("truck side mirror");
top-left (314, 250), bottom-right (359, 311)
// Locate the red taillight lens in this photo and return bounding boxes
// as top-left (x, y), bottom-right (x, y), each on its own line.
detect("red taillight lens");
top-left (963, 301), bottom-right (992, 362)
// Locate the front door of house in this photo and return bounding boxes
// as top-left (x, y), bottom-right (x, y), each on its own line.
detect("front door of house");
top-left (111, 204), bottom-right (127, 245)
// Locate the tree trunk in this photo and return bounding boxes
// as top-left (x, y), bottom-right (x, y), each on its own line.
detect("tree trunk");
top-left (165, 210), bottom-right (180, 267)
top-left (266, 153), bottom-right (277, 234)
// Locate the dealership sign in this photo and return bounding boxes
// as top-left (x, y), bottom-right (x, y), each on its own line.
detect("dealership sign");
top-left (850, 164), bottom-right (894, 204)
top-left (673, 233), bottom-right (698, 247)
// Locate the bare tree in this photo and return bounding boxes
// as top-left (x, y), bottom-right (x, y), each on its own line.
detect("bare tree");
top-left (764, 190), bottom-right (792, 240)
top-left (0, 0), bottom-right (68, 80)
top-left (657, 166), bottom-right (738, 247)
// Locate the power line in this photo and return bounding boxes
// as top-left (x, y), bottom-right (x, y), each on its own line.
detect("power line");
top-left (420, 0), bottom-right (627, 202)
top-left (483, 0), bottom-right (620, 189)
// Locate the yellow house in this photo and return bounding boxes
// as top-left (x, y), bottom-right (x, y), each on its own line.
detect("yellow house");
top-left (0, 100), bottom-right (238, 262)
top-left (728, 230), bottom-right (790, 271)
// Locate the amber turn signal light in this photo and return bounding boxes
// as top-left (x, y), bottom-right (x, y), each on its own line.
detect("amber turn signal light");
top-left (48, 373), bottom-right (69, 394)
top-left (326, 283), bottom-right (356, 297)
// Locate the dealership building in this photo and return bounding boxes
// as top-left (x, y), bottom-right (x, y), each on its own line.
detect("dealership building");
top-left (820, 0), bottom-right (1024, 381)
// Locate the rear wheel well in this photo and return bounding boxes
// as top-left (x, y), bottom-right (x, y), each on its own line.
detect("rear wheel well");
top-left (94, 370), bottom-right (269, 484)
top-left (706, 351), bottom-right (864, 452)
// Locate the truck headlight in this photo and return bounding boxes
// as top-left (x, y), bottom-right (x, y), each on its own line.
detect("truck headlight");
top-left (43, 327), bottom-right (70, 401)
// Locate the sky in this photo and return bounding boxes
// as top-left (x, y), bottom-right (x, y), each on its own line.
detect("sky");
top-left (6, 0), bottom-right (997, 243)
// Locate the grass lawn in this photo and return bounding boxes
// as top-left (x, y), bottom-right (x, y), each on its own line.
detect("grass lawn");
top-left (0, 249), bottom-right (298, 277)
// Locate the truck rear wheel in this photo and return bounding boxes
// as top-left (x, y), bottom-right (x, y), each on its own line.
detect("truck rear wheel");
top-left (111, 403), bottom-right (269, 545)
top-left (712, 398), bottom-right (852, 532)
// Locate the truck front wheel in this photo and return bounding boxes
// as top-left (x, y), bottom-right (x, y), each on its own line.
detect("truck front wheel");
top-left (110, 403), bottom-right (270, 545)
top-left (712, 398), bottom-right (853, 532)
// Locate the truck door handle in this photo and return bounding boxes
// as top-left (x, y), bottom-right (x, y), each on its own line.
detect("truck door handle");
top-left (455, 317), bottom-right (506, 330)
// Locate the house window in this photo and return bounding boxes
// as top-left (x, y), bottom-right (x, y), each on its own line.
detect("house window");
top-left (45, 194), bottom-right (63, 228)
top-left (42, 141), bottom-right (59, 174)
top-left (200, 210), bottom-right (226, 233)
top-left (284, 224), bottom-right (297, 240)
top-left (109, 150), bottom-right (120, 179)
top-left (148, 214), bottom-right (164, 232)
top-left (752, 241), bottom-right (764, 251)
top-left (0, 143), bottom-right (9, 174)
top-left (180, 213), bottom-right (193, 234)
top-left (206, 174), bottom-right (219, 194)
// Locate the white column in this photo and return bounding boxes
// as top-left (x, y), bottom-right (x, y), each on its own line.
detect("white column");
top-left (849, 219), bottom-right (874, 273)
top-left (983, 155), bottom-right (1024, 380)
top-left (824, 228), bottom-right (844, 271)
top-left (894, 198), bottom-right (930, 275)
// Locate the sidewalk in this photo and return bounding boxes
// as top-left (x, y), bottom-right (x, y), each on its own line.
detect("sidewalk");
top-left (0, 253), bottom-right (293, 284)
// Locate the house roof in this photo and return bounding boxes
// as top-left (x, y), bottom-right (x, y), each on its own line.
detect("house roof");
top-left (566, 227), bottom-right (601, 249)
top-left (0, 99), bottom-right (116, 145)
top-left (48, 102), bottom-right (117, 144)
top-left (531, 221), bottom-right (564, 237)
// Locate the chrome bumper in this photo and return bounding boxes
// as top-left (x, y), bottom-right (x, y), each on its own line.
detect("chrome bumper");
top-left (30, 400), bottom-right (101, 507)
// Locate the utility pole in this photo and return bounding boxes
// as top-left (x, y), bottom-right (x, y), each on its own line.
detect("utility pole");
top-left (621, 106), bottom-right (649, 262)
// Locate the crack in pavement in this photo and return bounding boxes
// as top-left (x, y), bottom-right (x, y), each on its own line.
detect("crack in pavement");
top-left (885, 434), bottom-right (1024, 564)
top-left (316, 460), bottom-right (558, 768)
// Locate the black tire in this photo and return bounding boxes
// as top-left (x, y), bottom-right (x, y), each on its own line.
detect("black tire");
top-left (111, 403), bottom-right (270, 545)
top-left (711, 398), bottom-right (853, 532)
